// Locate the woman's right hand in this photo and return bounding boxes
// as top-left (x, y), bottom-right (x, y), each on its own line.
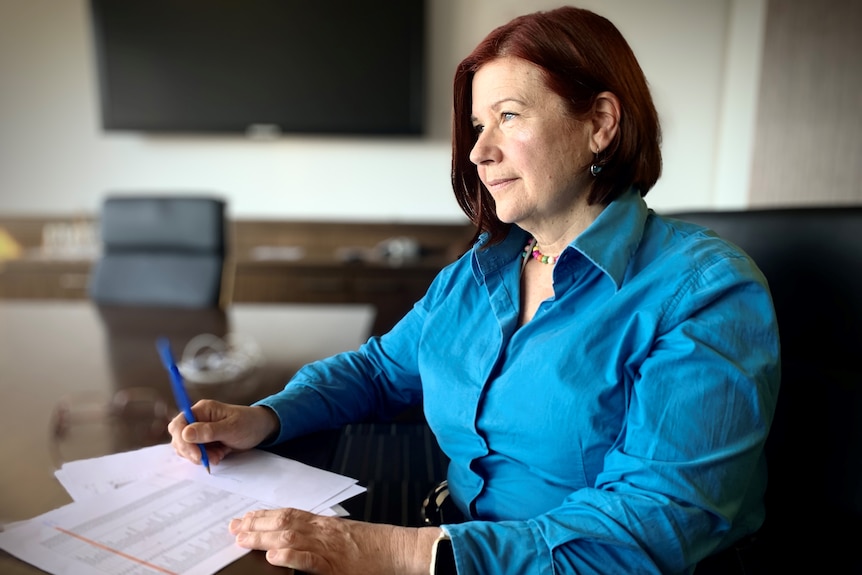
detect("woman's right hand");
top-left (167, 399), bottom-right (280, 467)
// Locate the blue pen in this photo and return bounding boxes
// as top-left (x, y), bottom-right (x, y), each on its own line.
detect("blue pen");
top-left (156, 337), bottom-right (211, 473)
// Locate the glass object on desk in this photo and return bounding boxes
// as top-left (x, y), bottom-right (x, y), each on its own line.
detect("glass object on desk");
top-left (177, 332), bottom-right (264, 403)
top-left (50, 387), bottom-right (170, 467)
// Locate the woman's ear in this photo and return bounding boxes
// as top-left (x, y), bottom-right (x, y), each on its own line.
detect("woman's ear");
top-left (591, 91), bottom-right (621, 153)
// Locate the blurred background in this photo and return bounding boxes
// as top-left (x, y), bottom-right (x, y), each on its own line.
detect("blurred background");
top-left (1, 0), bottom-right (858, 222)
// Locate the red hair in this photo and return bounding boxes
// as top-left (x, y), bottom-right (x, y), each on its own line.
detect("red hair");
top-left (451, 6), bottom-right (662, 245)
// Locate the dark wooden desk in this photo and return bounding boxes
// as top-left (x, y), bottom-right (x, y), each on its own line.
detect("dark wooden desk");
top-left (0, 216), bottom-right (474, 337)
top-left (0, 300), bottom-right (374, 575)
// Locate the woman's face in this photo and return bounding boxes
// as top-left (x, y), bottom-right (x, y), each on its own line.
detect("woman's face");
top-left (469, 56), bottom-right (594, 231)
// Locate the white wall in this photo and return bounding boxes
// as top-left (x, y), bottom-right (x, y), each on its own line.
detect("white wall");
top-left (0, 0), bottom-right (765, 221)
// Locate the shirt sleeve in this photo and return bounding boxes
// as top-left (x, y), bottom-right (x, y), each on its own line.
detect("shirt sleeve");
top-left (254, 295), bottom-right (429, 445)
top-left (444, 252), bottom-right (781, 574)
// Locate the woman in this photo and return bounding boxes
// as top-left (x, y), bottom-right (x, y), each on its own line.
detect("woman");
top-left (170, 6), bottom-right (779, 574)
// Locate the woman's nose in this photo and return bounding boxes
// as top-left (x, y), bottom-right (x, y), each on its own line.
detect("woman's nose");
top-left (469, 129), bottom-right (500, 166)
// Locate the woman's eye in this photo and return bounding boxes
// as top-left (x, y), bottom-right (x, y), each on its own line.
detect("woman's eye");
top-left (502, 112), bottom-right (517, 122)
top-left (473, 124), bottom-right (485, 135)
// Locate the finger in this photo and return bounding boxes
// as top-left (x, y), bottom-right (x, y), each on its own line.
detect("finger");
top-left (231, 508), bottom-right (317, 534)
top-left (173, 439), bottom-right (231, 468)
top-left (167, 411), bottom-right (188, 438)
top-left (172, 439), bottom-right (201, 464)
top-left (168, 412), bottom-right (202, 459)
top-left (204, 443), bottom-right (232, 466)
top-left (167, 410), bottom-right (184, 430)
top-left (266, 546), bottom-right (326, 572)
top-left (181, 421), bottom-right (209, 442)
top-left (234, 525), bottom-right (329, 573)
top-left (183, 403), bottom-right (248, 447)
top-left (189, 398), bottom-right (229, 423)
top-left (170, 430), bottom-right (202, 464)
top-left (234, 524), bottom-right (302, 550)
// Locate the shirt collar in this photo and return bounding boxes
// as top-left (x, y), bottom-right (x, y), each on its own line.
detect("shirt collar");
top-left (571, 188), bottom-right (648, 290)
top-left (471, 226), bottom-right (530, 283)
top-left (470, 188), bottom-right (648, 290)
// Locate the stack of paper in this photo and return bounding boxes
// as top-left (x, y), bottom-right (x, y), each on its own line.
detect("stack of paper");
top-left (0, 444), bottom-right (365, 575)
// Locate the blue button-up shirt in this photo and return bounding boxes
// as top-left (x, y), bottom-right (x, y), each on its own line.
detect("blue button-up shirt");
top-left (258, 189), bottom-right (780, 574)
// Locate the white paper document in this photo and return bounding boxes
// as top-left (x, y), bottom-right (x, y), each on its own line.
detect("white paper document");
top-left (2, 475), bottom-right (266, 575)
top-left (54, 444), bottom-right (360, 513)
top-left (0, 445), bottom-right (365, 575)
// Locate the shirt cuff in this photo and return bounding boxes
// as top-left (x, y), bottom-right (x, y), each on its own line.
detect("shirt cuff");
top-left (429, 531), bottom-right (455, 575)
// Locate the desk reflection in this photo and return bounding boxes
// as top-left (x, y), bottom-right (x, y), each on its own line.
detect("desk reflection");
top-left (0, 300), bottom-right (374, 575)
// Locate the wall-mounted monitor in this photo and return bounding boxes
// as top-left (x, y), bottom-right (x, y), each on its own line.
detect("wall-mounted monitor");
top-left (89, 0), bottom-right (426, 136)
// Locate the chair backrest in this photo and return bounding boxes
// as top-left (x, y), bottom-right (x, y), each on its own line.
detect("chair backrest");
top-left (89, 196), bottom-right (227, 308)
top-left (666, 206), bottom-right (862, 569)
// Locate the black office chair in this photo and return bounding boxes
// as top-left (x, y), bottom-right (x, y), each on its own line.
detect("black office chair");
top-left (89, 196), bottom-right (227, 308)
top-left (666, 206), bottom-right (862, 574)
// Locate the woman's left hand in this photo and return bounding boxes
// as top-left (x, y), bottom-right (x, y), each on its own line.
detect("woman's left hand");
top-left (229, 507), bottom-right (442, 575)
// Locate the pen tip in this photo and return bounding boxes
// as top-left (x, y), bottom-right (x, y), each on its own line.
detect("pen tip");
top-left (206, 465), bottom-right (211, 475)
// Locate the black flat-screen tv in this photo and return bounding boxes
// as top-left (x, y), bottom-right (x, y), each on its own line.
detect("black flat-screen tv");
top-left (89, 0), bottom-right (425, 136)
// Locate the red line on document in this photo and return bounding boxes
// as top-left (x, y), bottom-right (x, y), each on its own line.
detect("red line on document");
top-left (53, 526), bottom-right (179, 575)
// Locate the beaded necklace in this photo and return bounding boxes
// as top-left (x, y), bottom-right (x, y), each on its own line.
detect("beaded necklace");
top-left (522, 238), bottom-right (558, 265)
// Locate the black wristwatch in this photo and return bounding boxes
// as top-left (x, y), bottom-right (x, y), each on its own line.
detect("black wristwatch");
top-left (432, 535), bottom-right (457, 575)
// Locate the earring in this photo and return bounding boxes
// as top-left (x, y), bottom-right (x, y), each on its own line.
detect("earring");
top-left (590, 147), bottom-right (602, 177)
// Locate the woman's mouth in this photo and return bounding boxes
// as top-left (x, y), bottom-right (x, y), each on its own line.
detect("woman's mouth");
top-left (484, 177), bottom-right (517, 193)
